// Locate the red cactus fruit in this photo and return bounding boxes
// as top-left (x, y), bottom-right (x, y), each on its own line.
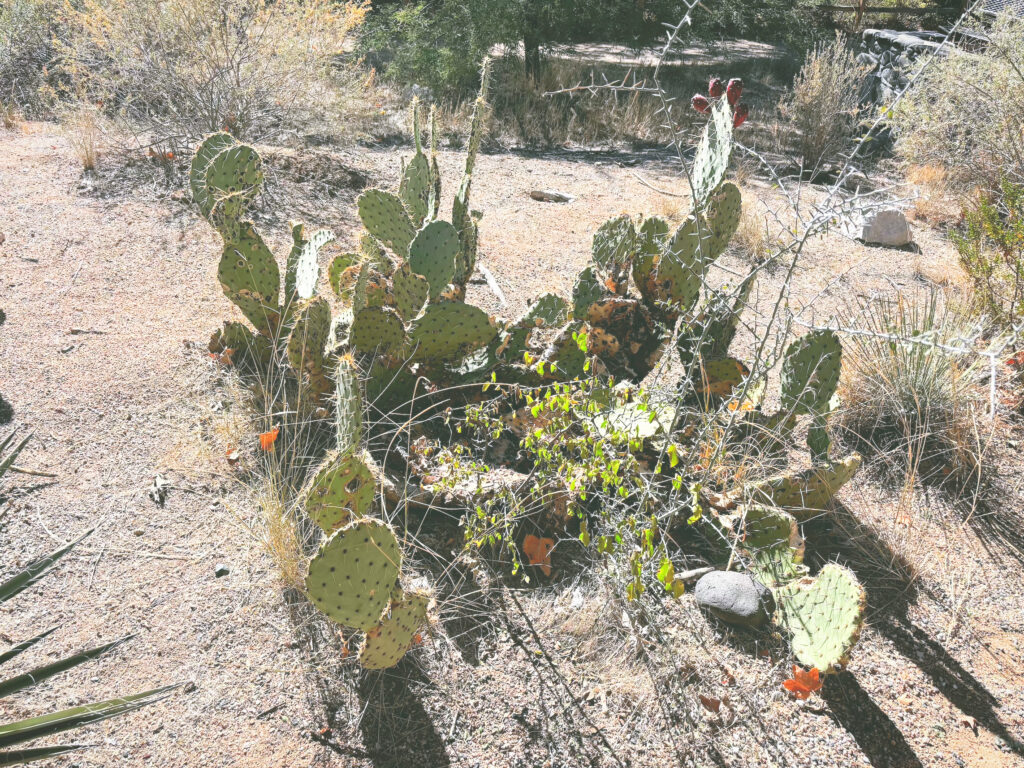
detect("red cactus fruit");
top-left (708, 77), bottom-right (725, 98)
top-left (733, 103), bottom-right (749, 128)
top-left (691, 94), bottom-right (710, 114)
top-left (726, 78), bottom-right (743, 106)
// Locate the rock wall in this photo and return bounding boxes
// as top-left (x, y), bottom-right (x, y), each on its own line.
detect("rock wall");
top-left (857, 29), bottom-right (948, 104)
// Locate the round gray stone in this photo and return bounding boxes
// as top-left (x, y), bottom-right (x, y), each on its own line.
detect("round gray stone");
top-left (694, 571), bottom-right (775, 628)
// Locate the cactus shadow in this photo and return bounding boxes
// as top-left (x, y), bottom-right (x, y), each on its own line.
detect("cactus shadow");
top-left (805, 503), bottom-right (1024, 761)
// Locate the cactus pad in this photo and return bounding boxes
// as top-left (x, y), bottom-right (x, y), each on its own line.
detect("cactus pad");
top-left (523, 293), bottom-right (569, 328)
top-left (409, 220), bottom-right (459, 300)
top-left (408, 302), bottom-right (497, 363)
top-left (704, 182), bottom-right (742, 259)
top-left (286, 223), bottom-right (334, 302)
top-left (335, 361), bottom-right (363, 456)
top-left (776, 564), bottom-right (865, 670)
top-left (739, 505), bottom-right (804, 586)
top-left (691, 97), bottom-right (734, 205)
top-left (736, 453), bottom-right (862, 520)
top-left (217, 224), bottom-right (281, 335)
top-left (358, 591), bottom-right (429, 670)
top-left (328, 253), bottom-right (360, 300)
top-left (393, 265), bottom-right (430, 321)
top-left (592, 215), bottom-right (637, 270)
top-left (572, 266), bottom-right (607, 319)
top-left (306, 519), bottom-right (401, 631)
top-left (349, 306), bottom-right (407, 356)
top-left (400, 152), bottom-right (431, 227)
top-left (357, 190), bottom-right (416, 257)
top-left (205, 144), bottom-right (263, 233)
top-left (780, 329), bottom-right (843, 416)
top-left (287, 296), bottom-right (331, 372)
top-left (696, 357), bottom-right (750, 399)
top-left (191, 132), bottom-right (237, 219)
top-left (657, 217), bottom-right (705, 312)
top-left (301, 451), bottom-right (375, 533)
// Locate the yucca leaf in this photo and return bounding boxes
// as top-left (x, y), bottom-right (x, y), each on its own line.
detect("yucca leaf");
top-left (0, 627), bottom-right (58, 668)
top-left (0, 434), bottom-right (31, 480)
top-left (0, 635), bottom-right (134, 699)
top-left (0, 529), bottom-right (93, 605)
top-left (0, 743), bottom-right (85, 766)
top-left (0, 684), bottom-right (179, 749)
top-left (0, 431), bottom-right (17, 456)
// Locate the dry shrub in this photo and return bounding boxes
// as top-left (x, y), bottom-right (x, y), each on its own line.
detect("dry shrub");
top-left (835, 289), bottom-right (986, 492)
top-left (0, 0), bottom-right (60, 116)
top-left (906, 164), bottom-right (961, 228)
top-left (60, 0), bottom-right (368, 154)
top-left (779, 32), bottom-right (868, 169)
top-left (894, 13), bottom-right (1024, 193)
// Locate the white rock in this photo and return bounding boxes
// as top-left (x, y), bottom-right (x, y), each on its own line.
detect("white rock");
top-left (842, 207), bottom-right (913, 247)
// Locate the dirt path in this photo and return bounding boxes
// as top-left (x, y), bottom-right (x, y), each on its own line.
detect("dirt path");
top-left (2, 124), bottom-right (1024, 768)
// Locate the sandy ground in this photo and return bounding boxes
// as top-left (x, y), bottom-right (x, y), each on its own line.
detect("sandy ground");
top-left (2, 122), bottom-right (1024, 768)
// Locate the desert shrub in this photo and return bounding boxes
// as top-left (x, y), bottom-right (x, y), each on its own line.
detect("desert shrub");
top-left (836, 289), bottom-right (985, 490)
top-left (0, 0), bottom-right (61, 116)
top-left (893, 13), bottom-right (1024, 193)
top-left (952, 177), bottom-right (1024, 328)
top-left (59, 0), bottom-right (368, 153)
top-left (779, 32), bottom-right (867, 169)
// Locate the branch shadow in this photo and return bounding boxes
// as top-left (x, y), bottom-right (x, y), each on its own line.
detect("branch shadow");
top-left (805, 502), bottom-right (1024, 762)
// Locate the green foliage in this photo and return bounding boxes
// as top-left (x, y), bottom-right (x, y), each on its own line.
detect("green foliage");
top-left (0, 530), bottom-right (176, 764)
top-left (953, 177), bottom-right (1024, 328)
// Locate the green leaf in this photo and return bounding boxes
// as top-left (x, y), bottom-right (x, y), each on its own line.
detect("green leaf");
top-left (0, 743), bottom-right (85, 766)
top-left (656, 557), bottom-right (675, 588)
top-left (0, 529), bottom-right (92, 605)
top-left (0, 627), bottom-right (57, 668)
top-left (0, 635), bottom-right (134, 699)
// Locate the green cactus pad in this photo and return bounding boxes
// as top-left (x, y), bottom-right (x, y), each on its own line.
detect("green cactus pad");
top-left (357, 189), bottom-right (416, 257)
top-left (657, 217), bottom-right (705, 313)
top-left (349, 306), bottom-right (407, 356)
top-left (205, 143), bottom-right (263, 231)
top-left (393, 265), bottom-right (430, 321)
top-left (287, 296), bottom-right (331, 373)
top-left (305, 519), bottom-right (401, 631)
top-left (544, 322), bottom-right (588, 379)
top-left (572, 266), bottom-right (607, 319)
top-left (780, 329), bottom-right (843, 416)
top-left (691, 97), bottom-right (734, 205)
top-left (408, 302), bottom-right (497, 363)
top-left (409, 220), bottom-right (459, 300)
top-left (696, 357), bottom-right (750, 399)
top-left (300, 450), bottom-right (375, 533)
top-left (776, 563), bottom-right (865, 670)
top-left (209, 320), bottom-right (272, 369)
top-left (739, 505), bottom-right (804, 586)
top-left (364, 358), bottom-right (419, 415)
top-left (592, 215), bottom-right (638, 270)
top-left (639, 216), bottom-right (670, 255)
top-left (400, 152), bottom-right (431, 227)
top-left (360, 234), bottom-right (393, 273)
top-left (677, 274), bottom-right (756, 367)
top-left (335, 361), bottom-right (363, 456)
top-left (217, 223), bottom-right (281, 335)
top-left (190, 132), bottom-right (237, 219)
top-left (358, 591), bottom-right (429, 670)
top-left (704, 182), bottom-right (742, 259)
top-left (328, 253), bottom-right (360, 300)
top-left (524, 293), bottom-right (569, 328)
top-left (737, 453), bottom-right (862, 520)
top-left (286, 223), bottom-right (334, 302)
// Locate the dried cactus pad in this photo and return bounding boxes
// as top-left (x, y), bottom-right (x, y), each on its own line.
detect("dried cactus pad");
top-left (408, 302), bottom-right (497, 362)
top-left (358, 591), bottom-right (429, 670)
top-left (776, 563), bottom-right (865, 671)
top-left (301, 450), bottom-right (375, 533)
top-left (408, 220), bottom-right (458, 300)
top-left (780, 329), bottom-right (843, 416)
top-left (357, 189), bottom-right (416, 257)
top-left (306, 519), bottom-right (401, 631)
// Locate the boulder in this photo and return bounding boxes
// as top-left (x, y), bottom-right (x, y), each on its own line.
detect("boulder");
top-left (694, 571), bottom-right (775, 628)
top-left (842, 207), bottom-right (913, 247)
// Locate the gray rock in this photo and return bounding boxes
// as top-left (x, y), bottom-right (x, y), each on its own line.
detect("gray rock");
top-left (694, 571), bottom-right (775, 628)
top-left (842, 207), bottom-right (913, 247)
top-left (214, 563), bottom-right (230, 578)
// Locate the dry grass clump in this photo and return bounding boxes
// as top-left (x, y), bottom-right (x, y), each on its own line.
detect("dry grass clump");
top-left (906, 165), bottom-right (961, 229)
top-left (63, 105), bottom-right (104, 171)
top-left (835, 289), bottom-right (986, 493)
top-left (779, 32), bottom-right (868, 170)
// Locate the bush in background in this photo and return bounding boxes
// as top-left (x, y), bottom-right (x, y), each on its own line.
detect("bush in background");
top-left (893, 13), bottom-right (1024, 193)
top-left (0, 0), bottom-right (62, 117)
top-left (779, 32), bottom-right (867, 170)
top-left (59, 0), bottom-right (368, 154)
top-left (952, 177), bottom-right (1024, 329)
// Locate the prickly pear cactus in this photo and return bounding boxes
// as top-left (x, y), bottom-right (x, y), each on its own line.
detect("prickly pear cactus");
top-left (287, 296), bottom-right (332, 401)
top-left (691, 97), bottom-right (734, 205)
top-left (775, 563), bottom-right (865, 670)
top-left (300, 451), bottom-right (376, 533)
top-left (695, 357), bottom-right (750, 399)
top-left (408, 302), bottom-right (497, 363)
top-left (335, 360), bottom-right (363, 456)
top-left (737, 505), bottom-right (804, 587)
top-left (349, 306), bottom-right (407, 356)
top-left (408, 220), bottom-right (458, 300)
top-left (305, 519), bottom-right (401, 631)
top-left (218, 224), bottom-right (281, 335)
top-left (780, 330), bottom-right (843, 417)
top-left (393, 265), bottom-right (430, 321)
top-left (191, 132), bottom-right (238, 220)
top-left (358, 591), bottom-right (430, 670)
top-left (205, 144), bottom-right (263, 239)
top-left (572, 266), bottom-right (607, 319)
top-left (357, 190), bottom-right (416, 257)
top-left (704, 182), bottom-right (742, 259)
top-left (286, 223), bottom-right (334, 305)
top-left (736, 453), bottom-right (862, 520)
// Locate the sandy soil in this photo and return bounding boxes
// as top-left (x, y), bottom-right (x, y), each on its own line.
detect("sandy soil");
top-left (2, 122), bottom-right (1024, 768)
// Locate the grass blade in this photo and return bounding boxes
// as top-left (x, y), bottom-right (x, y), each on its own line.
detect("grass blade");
top-left (0, 529), bottom-right (93, 605)
top-left (0, 684), bottom-right (180, 749)
top-left (0, 434), bottom-right (31, 480)
top-left (0, 635), bottom-right (134, 699)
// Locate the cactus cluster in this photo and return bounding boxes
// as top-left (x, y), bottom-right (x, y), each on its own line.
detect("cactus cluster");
top-left (193, 132), bottom-right (337, 403)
